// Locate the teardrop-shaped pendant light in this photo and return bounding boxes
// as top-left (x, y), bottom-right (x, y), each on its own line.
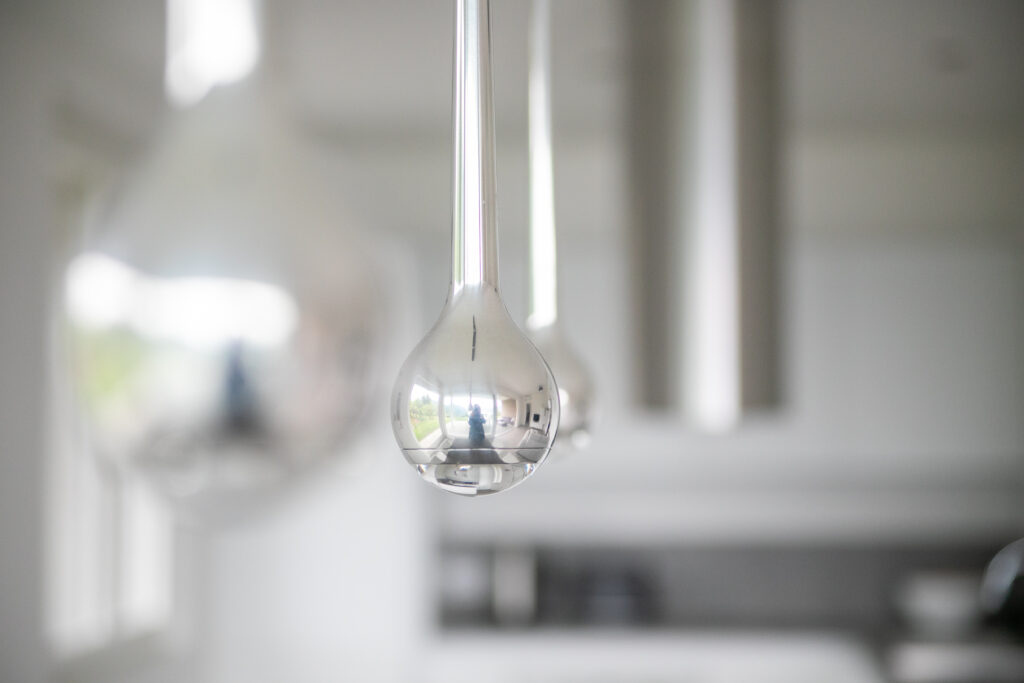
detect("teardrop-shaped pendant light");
top-left (526, 0), bottom-right (595, 450)
top-left (64, 0), bottom-right (384, 519)
top-left (391, 0), bottom-right (560, 496)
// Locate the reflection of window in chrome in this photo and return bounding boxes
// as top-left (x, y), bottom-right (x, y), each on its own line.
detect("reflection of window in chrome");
top-left (408, 383), bottom-right (441, 443)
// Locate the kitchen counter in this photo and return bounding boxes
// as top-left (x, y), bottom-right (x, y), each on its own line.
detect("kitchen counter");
top-left (423, 630), bottom-right (885, 683)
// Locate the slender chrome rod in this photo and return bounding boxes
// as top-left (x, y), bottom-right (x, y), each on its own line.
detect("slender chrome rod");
top-left (450, 0), bottom-right (499, 295)
top-left (526, 0), bottom-right (558, 330)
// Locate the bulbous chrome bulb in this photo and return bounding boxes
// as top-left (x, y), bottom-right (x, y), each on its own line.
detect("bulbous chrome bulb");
top-left (392, 288), bottom-right (559, 495)
top-left (392, 0), bottom-right (559, 495)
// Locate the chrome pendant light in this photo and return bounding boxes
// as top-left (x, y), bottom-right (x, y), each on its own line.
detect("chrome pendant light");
top-left (526, 0), bottom-right (595, 451)
top-left (64, 0), bottom-right (384, 520)
top-left (391, 0), bottom-right (560, 496)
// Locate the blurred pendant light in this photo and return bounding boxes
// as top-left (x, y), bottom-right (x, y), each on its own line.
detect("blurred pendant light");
top-left (64, 0), bottom-right (383, 519)
top-left (391, 0), bottom-right (560, 496)
top-left (525, 0), bottom-right (595, 451)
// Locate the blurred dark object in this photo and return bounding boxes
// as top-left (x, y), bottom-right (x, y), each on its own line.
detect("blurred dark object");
top-left (538, 559), bottom-right (659, 627)
top-left (576, 567), bottom-right (657, 626)
top-left (441, 541), bottom-right (1009, 632)
top-left (982, 539), bottom-right (1024, 636)
top-left (438, 548), bottom-right (493, 627)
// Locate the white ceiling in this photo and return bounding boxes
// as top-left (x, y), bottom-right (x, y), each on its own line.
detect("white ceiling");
top-left (29, 0), bottom-right (1024, 244)
top-left (40, 0), bottom-right (1024, 135)
top-left (282, 0), bottom-right (1024, 137)
top-left (786, 0), bottom-right (1024, 131)
top-left (279, 0), bottom-right (625, 140)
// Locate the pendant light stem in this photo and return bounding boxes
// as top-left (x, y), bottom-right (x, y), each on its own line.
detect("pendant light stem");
top-left (451, 0), bottom-right (500, 296)
top-left (527, 0), bottom-right (558, 330)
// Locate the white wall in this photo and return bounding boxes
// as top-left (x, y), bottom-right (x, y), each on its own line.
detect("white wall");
top-left (200, 444), bottom-right (432, 683)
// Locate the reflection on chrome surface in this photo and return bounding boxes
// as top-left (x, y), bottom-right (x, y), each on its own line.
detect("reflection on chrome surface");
top-left (392, 287), bottom-right (559, 496)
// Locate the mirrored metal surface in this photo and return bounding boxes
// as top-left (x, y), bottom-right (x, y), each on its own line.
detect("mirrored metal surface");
top-left (391, 0), bottom-right (559, 495)
top-left (392, 288), bottom-right (559, 496)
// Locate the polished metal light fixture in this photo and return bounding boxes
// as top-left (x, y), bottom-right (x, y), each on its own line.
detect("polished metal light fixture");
top-left (64, 0), bottom-right (384, 520)
top-left (391, 0), bottom-right (560, 496)
top-left (525, 0), bottom-right (595, 451)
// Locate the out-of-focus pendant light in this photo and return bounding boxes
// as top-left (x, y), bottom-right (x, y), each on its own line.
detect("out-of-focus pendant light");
top-left (64, 0), bottom-right (384, 519)
top-left (525, 0), bottom-right (595, 451)
top-left (391, 0), bottom-right (560, 496)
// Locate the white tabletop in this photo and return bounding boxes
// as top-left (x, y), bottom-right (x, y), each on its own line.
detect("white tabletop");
top-left (423, 630), bottom-right (886, 683)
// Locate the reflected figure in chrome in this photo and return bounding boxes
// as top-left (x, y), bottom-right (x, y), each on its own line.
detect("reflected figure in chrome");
top-left (447, 402), bottom-right (503, 464)
top-left (223, 341), bottom-right (262, 436)
top-left (468, 404), bottom-right (487, 445)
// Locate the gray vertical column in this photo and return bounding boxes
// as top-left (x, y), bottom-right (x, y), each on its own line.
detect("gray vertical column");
top-left (626, 0), bottom-right (681, 409)
top-left (734, 0), bottom-right (781, 416)
top-left (627, 0), bottom-right (781, 426)
top-left (0, 8), bottom-right (52, 683)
